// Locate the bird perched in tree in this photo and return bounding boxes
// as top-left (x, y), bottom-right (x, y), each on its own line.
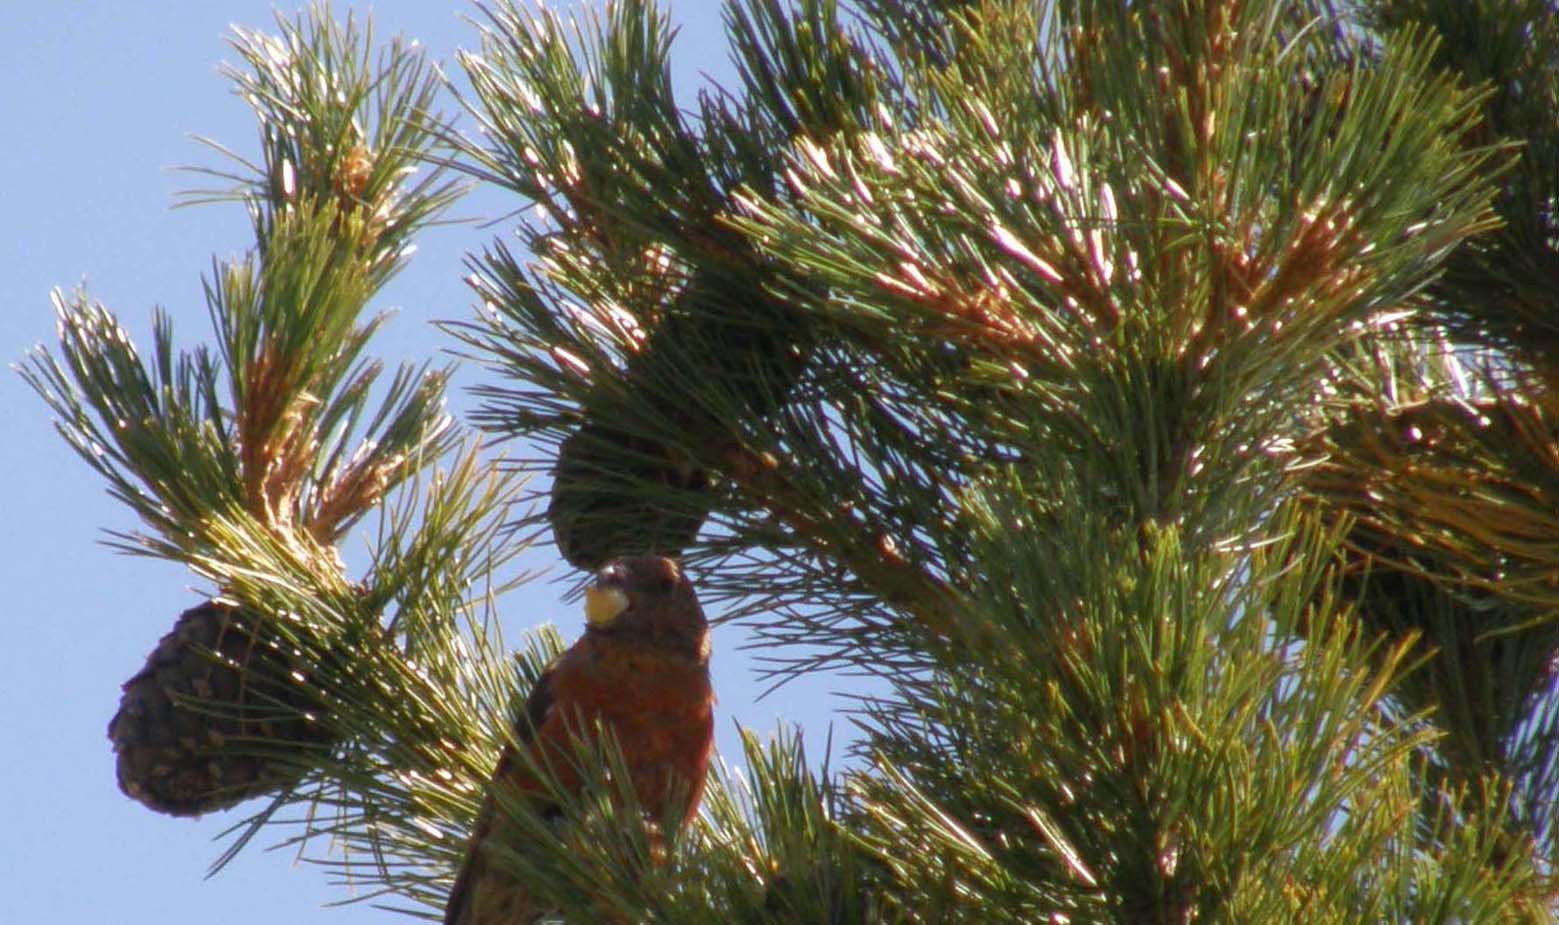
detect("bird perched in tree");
top-left (445, 555), bottom-right (715, 925)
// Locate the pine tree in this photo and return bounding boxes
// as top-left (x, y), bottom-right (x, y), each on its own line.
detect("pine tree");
top-left (23, 0), bottom-right (1559, 922)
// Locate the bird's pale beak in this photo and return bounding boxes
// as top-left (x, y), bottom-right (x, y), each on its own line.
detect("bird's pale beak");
top-left (584, 584), bottom-right (630, 626)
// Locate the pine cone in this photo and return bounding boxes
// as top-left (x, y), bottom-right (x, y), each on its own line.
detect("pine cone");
top-left (108, 600), bottom-right (334, 816)
top-left (546, 267), bottom-right (812, 569)
top-left (549, 421), bottom-right (711, 570)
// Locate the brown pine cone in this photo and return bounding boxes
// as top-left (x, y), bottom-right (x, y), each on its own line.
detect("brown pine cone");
top-left (108, 600), bottom-right (335, 816)
top-left (546, 266), bottom-right (813, 570)
top-left (548, 422), bottom-right (711, 570)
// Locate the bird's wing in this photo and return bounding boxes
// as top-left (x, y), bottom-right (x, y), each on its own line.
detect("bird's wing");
top-left (443, 654), bottom-right (561, 925)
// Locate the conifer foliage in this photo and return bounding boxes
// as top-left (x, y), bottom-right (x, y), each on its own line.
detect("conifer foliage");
top-left (23, 0), bottom-right (1559, 921)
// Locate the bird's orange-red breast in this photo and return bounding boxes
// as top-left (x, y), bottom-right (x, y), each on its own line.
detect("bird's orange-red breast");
top-left (444, 555), bottom-right (714, 925)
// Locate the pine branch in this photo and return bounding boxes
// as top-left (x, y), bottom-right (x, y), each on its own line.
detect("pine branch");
top-left (1364, 1), bottom-right (1559, 374)
top-left (33, 0), bottom-right (1559, 920)
top-left (22, 5), bottom-right (462, 567)
top-left (182, 441), bottom-right (534, 889)
top-left (1293, 331), bottom-right (1559, 885)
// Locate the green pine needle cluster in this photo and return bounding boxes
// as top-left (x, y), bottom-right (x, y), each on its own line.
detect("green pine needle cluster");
top-left (21, 0), bottom-right (1559, 922)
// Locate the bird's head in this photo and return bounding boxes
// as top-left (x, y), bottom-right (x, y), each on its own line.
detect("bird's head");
top-left (583, 555), bottom-right (708, 658)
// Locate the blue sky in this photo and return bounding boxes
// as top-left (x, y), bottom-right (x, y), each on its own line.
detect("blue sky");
top-left (1, 3), bottom-right (864, 922)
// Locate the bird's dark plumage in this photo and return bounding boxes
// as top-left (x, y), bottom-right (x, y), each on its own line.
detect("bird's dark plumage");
top-left (445, 555), bottom-right (714, 925)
